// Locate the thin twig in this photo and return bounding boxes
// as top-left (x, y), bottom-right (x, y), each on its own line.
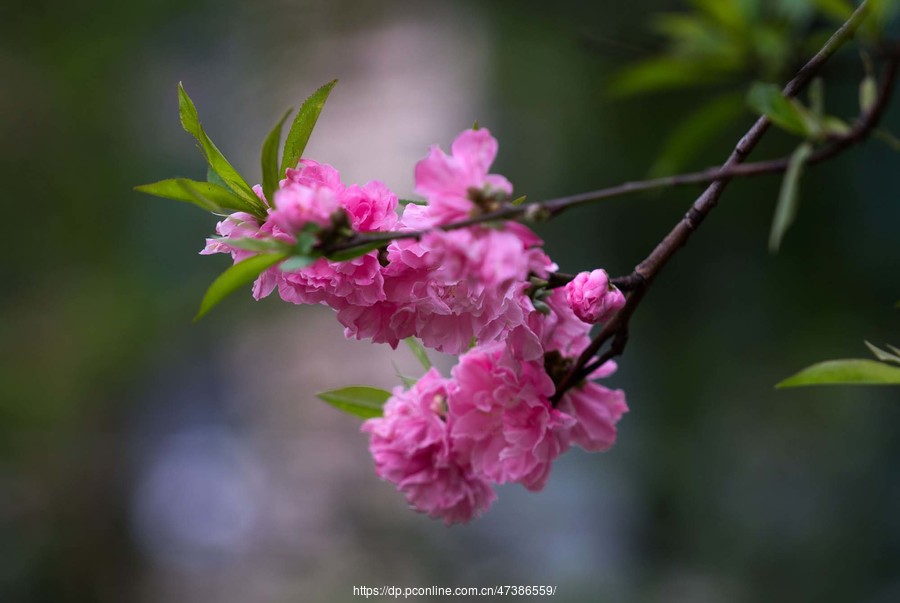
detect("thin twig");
top-left (323, 3), bottom-right (879, 258)
top-left (552, 3), bottom-right (898, 401)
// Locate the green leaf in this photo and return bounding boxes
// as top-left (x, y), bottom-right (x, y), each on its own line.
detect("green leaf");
top-left (317, 386), bottom-right (391, 418)
top-left (777, 359), bottom-right (900, 387)
top-left (812, 0), bottom-right (855, 21)
top-left (747, 82), bottom-right (816, 137)
top-left (865, 341), bottom-right (900, 365)
top-left (404, 338), bottom-right (432, 370)
top-left (809, 78), bottom-right (824, 119)
top-left (195, 253), bottom-right (287, 321)
top-left (874, 129), bottom-right (900, 151)
top-left (177, 82), bottom-right (262, 211)
top-left (212, 237), bottom-right (290, 254)
top-left (392, 361), bottom-right (419, 388)
top-left (279, 255), bottom-right (318, 272)
top-left (823, 116), bottom-right (851, 136)
top-left (649, 93), bottom-right (745, 177)
top-left (325, 240), bottom-right (387, 262)
top-left (207, 166), bottom-right (229, 189)
top-left (261, 108), bottom-right (292, 207)
top-left (134, 178), bottom-right (261, 214)
top-left (689, 0), bottom-right (747, 30)
top-left (280, 80), bottom-right (337, 177)
top-left (533, 299), bottom-right (551, 315)
top-left (860, 75), bottom-right (878, 114)
top-left (769, 142), bottom-right (813, 253)
top-left (610, 58), bottom-right (720, 97)
top-left (398, 198), bottom-right (427, 206)
top-left (294, 222), bottom-right (321, 256)
top-left (511, 195), bottom-right (527, 206)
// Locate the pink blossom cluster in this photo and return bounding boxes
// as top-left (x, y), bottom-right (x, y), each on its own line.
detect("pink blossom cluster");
top-left (202, 128), bottom-right (629, 523)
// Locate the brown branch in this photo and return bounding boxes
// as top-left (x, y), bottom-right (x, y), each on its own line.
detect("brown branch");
top-left (551, 3), bottom-right (898, 402)
top-left (323, 3), bottom-right (881, 258)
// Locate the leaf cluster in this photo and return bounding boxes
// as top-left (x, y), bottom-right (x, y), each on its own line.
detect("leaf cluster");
top-left (136, 80), bottom-right (337, 319)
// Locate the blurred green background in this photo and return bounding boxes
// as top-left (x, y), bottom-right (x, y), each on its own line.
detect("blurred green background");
top-left (1, 0), bottom-right (898, 601)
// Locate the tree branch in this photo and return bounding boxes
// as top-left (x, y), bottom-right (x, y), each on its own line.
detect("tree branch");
top-left (551, 3), bottom-right (898, 402)
top-left (323, 4), bottom-right (879, 258)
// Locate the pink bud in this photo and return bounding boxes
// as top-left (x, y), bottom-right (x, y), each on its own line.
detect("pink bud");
top-left (564, 269), bottom-right (625, 324)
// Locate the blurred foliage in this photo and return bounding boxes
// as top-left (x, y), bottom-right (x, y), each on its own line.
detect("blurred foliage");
top-left (611, 0), bottom-right (899, 175)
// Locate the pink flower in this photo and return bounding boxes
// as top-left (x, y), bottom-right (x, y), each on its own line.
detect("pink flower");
top-left (564, 269), bottom-right (625, 324)
top-left (449, 343), bottom-right (574, 491)
top-left (336, 301), bottom-right (412, 348)
top-left (422, 227), bottom-right (530, 288)
top-left (269, 182), bottom-right (339, 234)
top-left (341, 180), bottom-right (398, 232)
top-left (556, 362), bottom-right (628, 452)
top-left (278, 253), bottom-right (386, 307)
top-left (362, 369), bottom-right (496, 524)
top-left (524, 288), bottom-right (593, 359)
top-left (269, 160), bottom-right (345, 236)
top-left (414, 128), bottom-right (513, 224)
top-left (284, 159), bottom-right (344, 194)
top-left (199, 211), bottom-right (286, 300)
top-left (371, 217), bottom-right (545, 355)
top-left (200, 212), bottom-right (260, 260)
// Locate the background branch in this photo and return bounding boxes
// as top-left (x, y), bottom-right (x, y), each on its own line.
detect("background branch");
top-left (551, 2), bottom-right (897, 401)
top-left (324, 10), bottom-right (892, 263)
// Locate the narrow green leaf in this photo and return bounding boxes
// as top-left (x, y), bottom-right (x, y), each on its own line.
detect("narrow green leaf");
top-left (823, 116), bottom-right (851, 136)
top-left (135, 178), bottom-right (260, 214)
top-left (874, 129), bottom-right (900, 151)
top-left (261, 108), bottom-right (292, 206)
top-left (747, 82), bottom-right (816, 137)
top-left (398, 198), bottom-right (427, 206)
top-left (325, 240), bottom-right (386, 262)
top-left (511, 195), bottom-right (527, 206)
top-left (610, 57), bottom-right (718, 97)
top-left (769, 142), bottom-right (813, 253)
top-left (404, 338), bottom-right (432, 370)
top-left (317, 386), bottom-right (391, 418)
top-left (777, 359), bottom-right (900, 387)
top-left (212, 237), bottom-right (290, 254)
top-left (195, 253), bottom-right (287, 321)
top-left (280, 80), bottom-right (337, 177)
top-left (649, 93), bottom-right (745, 177)
top-left (177, 82), bottom-right (262, 210)
top-left (860, 76), bottom-right (878, 113)
top-left (279, 255), bottom-right (318, 272)
top-left (865, 341), bottom-right (900, 365)
top-left (392, 361), bottom-right (418, 388)
top-left (809, 78), bottom-right (824, 119)
top-left (207, 166), bottom-right (228, 189)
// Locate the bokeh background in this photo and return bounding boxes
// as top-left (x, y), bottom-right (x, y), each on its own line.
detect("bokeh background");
top-left (2, 0), bottom-right (899, 601)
